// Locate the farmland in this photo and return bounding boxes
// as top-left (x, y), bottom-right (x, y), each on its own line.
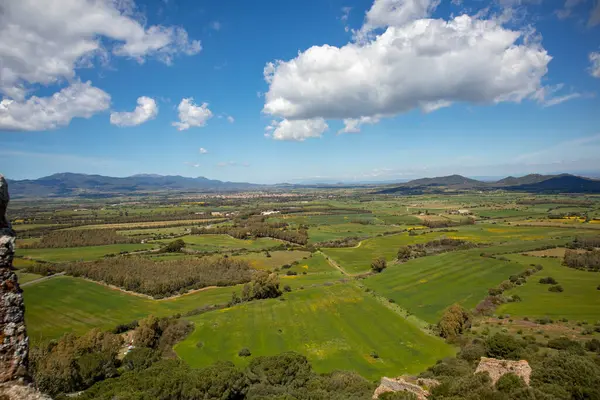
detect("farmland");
top-left (175, 283), bottom-right (455, 380)
top-left (10, 187), bottom-right (600, 397)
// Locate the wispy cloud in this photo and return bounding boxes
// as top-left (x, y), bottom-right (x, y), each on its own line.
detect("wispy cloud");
top-left (184, 162), bottom-right (200, 168)
top-left (216, 161), bottom-right (249, 168)
top-left (199, 147), bottom-right (208, 154)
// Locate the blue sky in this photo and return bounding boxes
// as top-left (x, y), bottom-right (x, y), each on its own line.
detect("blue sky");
top-left (0, 0), bottom-right (599, 183)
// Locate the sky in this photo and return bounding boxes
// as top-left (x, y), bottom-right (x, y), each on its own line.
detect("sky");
top-left (0, 0), bottom-right (599, 184)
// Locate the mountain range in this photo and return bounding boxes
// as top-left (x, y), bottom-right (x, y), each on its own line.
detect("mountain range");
top-left (5, 172), bottom-right (600, 198)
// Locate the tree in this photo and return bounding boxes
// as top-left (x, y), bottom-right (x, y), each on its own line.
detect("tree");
top-left (162, 239), bottom-right (185, 253)
top-left (371, 257), bottom-right (387, 273)
top-left (438, 303), bottom-right (472, 338)
top-left (133, 315), bottom-right (161, 348)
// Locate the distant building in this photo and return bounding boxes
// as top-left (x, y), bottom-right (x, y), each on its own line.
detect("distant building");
top-left (261, 210), bottom-right (280, 216)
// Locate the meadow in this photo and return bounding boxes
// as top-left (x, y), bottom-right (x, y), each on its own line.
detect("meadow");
top-left (18, 243), bottom-right (156, 262)
top-left (497, 255), bottom-right (600, 322)
top-left (175, 283), bottom-right (455, 380)
top-left (170, 234), bottom-right (283, 252)
top-left (232, 250), bottom-right (311, 270)
top-left (363, 250), bottom-right (527, 323)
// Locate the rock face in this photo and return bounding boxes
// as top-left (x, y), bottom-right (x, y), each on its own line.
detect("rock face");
top-left (475, 357), bottom-right (532, 385)
top-left (0, 175), bottom-right (50, 400)
top-left (373, 376), bottom-right (440, 399)
top-left (0, 175), bottom-right (29, 384)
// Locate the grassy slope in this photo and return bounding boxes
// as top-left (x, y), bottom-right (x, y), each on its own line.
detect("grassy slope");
top-left (16, 270), bottom-right (43, 284)
top-left (322, 225), bottom-right (591, 275)
top-left (24, 276), bottom-right (237, 343)
top-left (308, 223), bottom-right (405, 244)
top-left (363, 251), bottom-right (527, 323)
top-left (18, 243), bottom-right (156, 262)
top-left (497, 255), bottom-right (600, 322)
top-left (175, 283), bottom-right (454, 380)
top-left (174, 234), bottom-right (282, 252)
top-left (233, 250), bottom-right (311, 270)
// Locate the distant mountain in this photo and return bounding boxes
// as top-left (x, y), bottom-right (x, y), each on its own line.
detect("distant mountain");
top-left (376, 173), bottom-right (600, 194)
top-left (7, 173), bottom-right (262, 198)
top-left (504, 175), bottom-right (600, 193)
top-left (404, 174), bottom-right (484, 187)
top-left (495, 174), bottom-right (557, 186)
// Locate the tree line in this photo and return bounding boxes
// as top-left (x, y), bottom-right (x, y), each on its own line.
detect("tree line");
top-left (191, 222), bottom-right (308, 245)
top-left (397, 238), bottom-right (476, 262)
top-left (20, 228), bottom-right (138, 248)
top-left (64, 256), bottom-right (253, 298)
top-left (563, 249), bottom-right (600, 271)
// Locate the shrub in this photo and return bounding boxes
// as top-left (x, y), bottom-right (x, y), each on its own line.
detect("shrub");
top-left (548, 285), bottom-right (564, 292)
top-left (370, 351), bottom-right (379, 359)
top-left (162, 239), bottom-right (186, 253)
top-left (485, 333), bottom-right (525, 360)
top-left (585, 338), bottom-right (600, 353)
top-left (286, 270), bottom-right (297, 276)
top-left (371, 257), bottom-right (387, 273)
top-left (538, 277), bottom-right (557, 284)
top-left (122, 348), bottom-right (160, 371)
top-left (496, 372), bottom-right (527, 394)
top-left (283, 285), bottom-right (291, 292)
top-left (238, 348), bottom-right (252, 357)
top-left (438, 304), bottom-right (472, 338)
top-left (547, 337), bottom-right (585, 355)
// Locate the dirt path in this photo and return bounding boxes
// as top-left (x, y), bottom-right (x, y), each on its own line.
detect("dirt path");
top-left (21, 272), bottom-right (66, 287)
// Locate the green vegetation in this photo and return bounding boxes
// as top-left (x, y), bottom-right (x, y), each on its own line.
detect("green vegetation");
top-left (363, 250), bottom-right (526, 323)
top-left (171, 234), bottom-right (282, 252)
top-left (65, 256), bottom-right (252, 298)
top-left (498, 255), bottom-right (600, 321)
top-left (19, 243), bottom-right (156, 262)
top-left (176, 283), bottom-right (454, 380)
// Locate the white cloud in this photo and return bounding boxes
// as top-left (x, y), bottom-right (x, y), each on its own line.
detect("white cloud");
top-left (341, 7), bottom-right (352, 31)
top-left (338, 116), bottom-right (380, 134)
top-left (227, 115), bottom-right (235, 123)
top-left (199, 147), bottom-right (208, 154)
top-left (265, 118), bottom-right (329, 141)
top-left (184, 162), bottom-right (200, 167)
top-left (0, 0), bottom-right (201, 99)
top-left (216, 161), bottom-right (250, 167)
top-left (110, 96), bottom-right (158, 127)
top-left (589, 52), bottom-right (600, 78)
top-left (172, 98), bottom-right (213, 130)
top-left (262, 0), bottom-right (554, 141)
top-left (0, 81), bottom-right (110, 131)
top-left (555, 0), bottom-right (583, 19)
top-left (541, 93), bottom-right (581, 107)
top-left (210, 21), bottom-right (222, 31)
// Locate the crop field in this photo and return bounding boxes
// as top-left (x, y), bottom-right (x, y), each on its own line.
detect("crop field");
top-left (269, 213), bottom-right (377, 226)
top-left (18, 243), bottom-right (156, 262)
top-left (65, 219), bottom-right (222, 230)
top-left (363, 251), bottom-right (527, 323)
top-left (497, 255), bottom-right (600, 322)
top-left (175, 283), bottom-right (455, 380)
top-left (232, 250), bottom-right (311, 270)
top-left (171, 234), bottom-right (283, 252)
top-left (24, 276), bottom-right (238, 343)
top-left (307, 223), bottom-right (405, 243)
top-left (16, 270), bottom-right (43, 284)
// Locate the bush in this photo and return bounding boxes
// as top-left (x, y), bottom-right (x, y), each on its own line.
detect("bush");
top-left (538, 276), bottom-right (557, 284)
top-left (548, 285), bottom-right (564, 292)
top-left (370, 351), bottom-right (380, 359)
top-left (495, 372), bottom-right (527, 393)
top-left (122, 347), bottom-right (160, 371)
top-left (286, 270), bottom-right (297, 276)
top-left (438, 304), bottom-right (472, 338)
top-left (238, 348), bottom-right (251, 357)
top-left (371, 257), bottom-right (387, 273)
top-left (379, 391), bottom-right (418, 399)
top-left (162, 239), bottom-right (186, 253)
top-left (585, 338), bottom-right (600, 353)
top-left (547, 337), bottom-right (585, 355)
top-left (485, 333), bottom-right (525, 360)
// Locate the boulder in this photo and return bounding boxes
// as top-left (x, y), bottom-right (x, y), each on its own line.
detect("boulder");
top-left (475, 357), bottom-right (532, 385)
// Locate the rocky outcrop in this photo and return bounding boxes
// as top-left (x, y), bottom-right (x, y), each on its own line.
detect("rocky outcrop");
top-left (0, 175), bottom-right (50, 399)
top-left (373, 376), bottom-right (440, 399)
top-left (475, 357), bottom-right (532, 385)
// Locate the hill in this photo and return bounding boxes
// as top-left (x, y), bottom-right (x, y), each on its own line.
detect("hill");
top-left (495, 174), bottom-right (556, 186)
top-left (404, 174), bottom-right (484, 187)
top-left (7, 173), bottom-right (262, 198)
top-left (504, 174), bottom-right (600, 193)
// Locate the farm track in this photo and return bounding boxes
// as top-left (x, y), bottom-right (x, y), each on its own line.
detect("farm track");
top-left (21, 271), bottom-right (66, 287)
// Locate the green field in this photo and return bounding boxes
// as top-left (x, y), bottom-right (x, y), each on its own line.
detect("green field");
top-left (24, 276), bottom-right (238, 343)
top-left (497, 255), bottom-right (600, 322)
top-left (175, 283), bottom-right (454, 380)
top-left (171, 234), bottom-right (283, 252)
top-left (322, 225), bottom-right (594, 275)
top-left (233, 250), bottom-right (311, 270)
top-left (363, 250), bottom-right (527, 323)
top-left (17, 243), bottom-right (156, 262)
top-left (16, 270), bottom-right (43, 284)
top-left (308, 223), bottom-right (405, 243)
